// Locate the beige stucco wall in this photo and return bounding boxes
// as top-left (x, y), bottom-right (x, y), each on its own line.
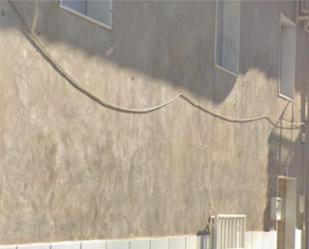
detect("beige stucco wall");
top-left (0, 0), bottom-right (309, 244)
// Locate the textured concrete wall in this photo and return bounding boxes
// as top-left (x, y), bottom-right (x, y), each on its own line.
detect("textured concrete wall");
top-left (0, 0), bottom-right (309, 244)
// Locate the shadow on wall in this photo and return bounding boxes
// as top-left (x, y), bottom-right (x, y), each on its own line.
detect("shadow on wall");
top-left (2, 0), bottom-right (308, 107)
top-left (0, 0), bottom-right (265, 104)
top-left (263, 104), bottom-right (307, 231)
top-left (261, 5), bottom-right (309, 235)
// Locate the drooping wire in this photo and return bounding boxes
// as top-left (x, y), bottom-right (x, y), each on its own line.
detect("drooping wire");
top-left (7, 0), bottom-right (305, 129)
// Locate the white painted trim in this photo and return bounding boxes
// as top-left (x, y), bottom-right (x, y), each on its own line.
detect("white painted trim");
top-left (281, 13), bottom-right (297, 27)
top-left (279, 93), bottom-right (294, 102)
top-left (278, 13), bottom-right (296, 102)
top-left (59, 0), bottom-right (112, 31)
top-left (278, 175), bottom-right (297, 181)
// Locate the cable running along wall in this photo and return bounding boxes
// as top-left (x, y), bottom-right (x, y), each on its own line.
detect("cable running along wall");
top-left (7, 0), bottom-right (305, 129)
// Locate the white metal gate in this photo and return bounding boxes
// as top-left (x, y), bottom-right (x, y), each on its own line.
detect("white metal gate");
top-left (213, 214), bottom-right (246, 249)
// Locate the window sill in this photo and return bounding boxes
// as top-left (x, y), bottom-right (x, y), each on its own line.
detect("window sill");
top-left (215, 63), bottom-right (239, 77)
top-left (59, 4), bottom-right (112, 31)
top-left (278, 93), bottom-right (294, 102)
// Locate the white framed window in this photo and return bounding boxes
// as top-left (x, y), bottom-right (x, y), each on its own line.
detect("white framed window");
top-left (60, 0), bottom-right (112, 29)
top-left (279, 14), bottom-right (296, 101)
top-left (215, 0), bottom-right (240, 75)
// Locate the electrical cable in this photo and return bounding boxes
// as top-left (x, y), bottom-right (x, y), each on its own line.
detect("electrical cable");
top-left (8, 0), bottom-right (305, 129)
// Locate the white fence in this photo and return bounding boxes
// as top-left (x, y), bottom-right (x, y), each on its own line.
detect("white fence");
top-left (213, 215), bottom-right (246, 249)
top-left (0, 231), bottom-right (278, 249)
top-left (245, 231), bottom-right (277, 249)
top-left (0, 236), bottom-right (199, 249)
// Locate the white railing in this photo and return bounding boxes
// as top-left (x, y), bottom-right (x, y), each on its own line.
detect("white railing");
top-left (213, 215), bottom-right (246, 249)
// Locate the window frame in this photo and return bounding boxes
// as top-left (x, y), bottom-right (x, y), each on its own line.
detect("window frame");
top-left (278, 14), bottom-right (296, 102)
top-left (59, 0), bottom-right (112, 31)
top-left (214, 0), bottom-right (240, 77)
